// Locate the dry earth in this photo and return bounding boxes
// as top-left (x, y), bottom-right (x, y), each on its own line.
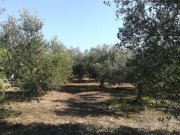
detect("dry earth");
top-left (0, 82), bottom-right (179, 135)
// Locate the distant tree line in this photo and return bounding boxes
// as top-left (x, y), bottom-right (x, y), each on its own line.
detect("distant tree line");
top-left (71, 45), bottom-right (132, 88)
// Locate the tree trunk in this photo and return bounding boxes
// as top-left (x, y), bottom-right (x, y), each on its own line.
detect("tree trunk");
top-left (134, 84), bottom-right (143, 104)
top-left (99, 80), bottom-right (104, 88)
top-left (137, 88), bottom-right (143, 100)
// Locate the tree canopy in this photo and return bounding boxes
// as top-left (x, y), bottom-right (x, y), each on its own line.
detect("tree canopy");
top-left (71, 45), bottom-right (131, 88)
top-left (0, 10), bottom-right (73, 98)
top-left (105, 0), bottom-right (180, 102)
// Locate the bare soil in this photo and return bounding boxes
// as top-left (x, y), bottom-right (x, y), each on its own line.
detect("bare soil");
top-left (0, 82), bottom-right (179, 135)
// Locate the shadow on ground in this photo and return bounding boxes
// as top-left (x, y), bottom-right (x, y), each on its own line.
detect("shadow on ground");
top-left (54, 98), bottom-right (118, 117)
top-left (60, 83), bottom-right (180, 117)
top-left (70, 79), bottom-right (97, 83)
top-left (0, 122), bottom-right (178, 135)
top-left (4, 91), bottom-right (25, 102)
top-left (54, 83), bottom-right (137, 117)
top-left (0, 108), bottom-right (21, 119)
top-left (61, 84), bottom-right (136, 97)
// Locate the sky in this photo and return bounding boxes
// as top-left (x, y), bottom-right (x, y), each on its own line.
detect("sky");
top-left (1, 0), bottom-right (122, 51)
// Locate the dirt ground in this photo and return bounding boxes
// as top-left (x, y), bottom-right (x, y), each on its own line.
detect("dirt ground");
top-left (0, 82), bottom-right (179, 135)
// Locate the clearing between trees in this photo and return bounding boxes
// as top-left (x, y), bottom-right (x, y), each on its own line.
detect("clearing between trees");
top-left (0, 80), bottom-right (179, 135)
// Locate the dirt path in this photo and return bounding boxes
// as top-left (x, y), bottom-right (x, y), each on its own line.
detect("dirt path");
top-left (0, 83), bottom-right (179, 135)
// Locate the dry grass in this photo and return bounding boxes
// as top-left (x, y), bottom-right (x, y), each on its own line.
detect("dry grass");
top-left (0, 82), bottom-right (179, 135)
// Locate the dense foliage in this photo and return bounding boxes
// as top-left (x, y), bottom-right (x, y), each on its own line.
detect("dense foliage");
top-left (71, 47), bottom-right (86, 80)
top-left (48, 37), bottom-right (73, 86)
top-left (105, 0), bottom-right (180, 102)
top-left (71, 45), bottom-right (131, 87)
top-left (0, 10), bottom-right (72, 97)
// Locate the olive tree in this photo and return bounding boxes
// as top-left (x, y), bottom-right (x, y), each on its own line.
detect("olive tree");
top-left (0, 10), bottom-right (49, 95)
top-left (105, 0), bottom-right (180, 102)
top-left (47, 37), bottom-right (73, 86)
top-left (87, 45), bottom-right (130, 88)
top-left (0, 10), bottom-right (73, 97)
top-left (71, 47), bottom-right (86, 80)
